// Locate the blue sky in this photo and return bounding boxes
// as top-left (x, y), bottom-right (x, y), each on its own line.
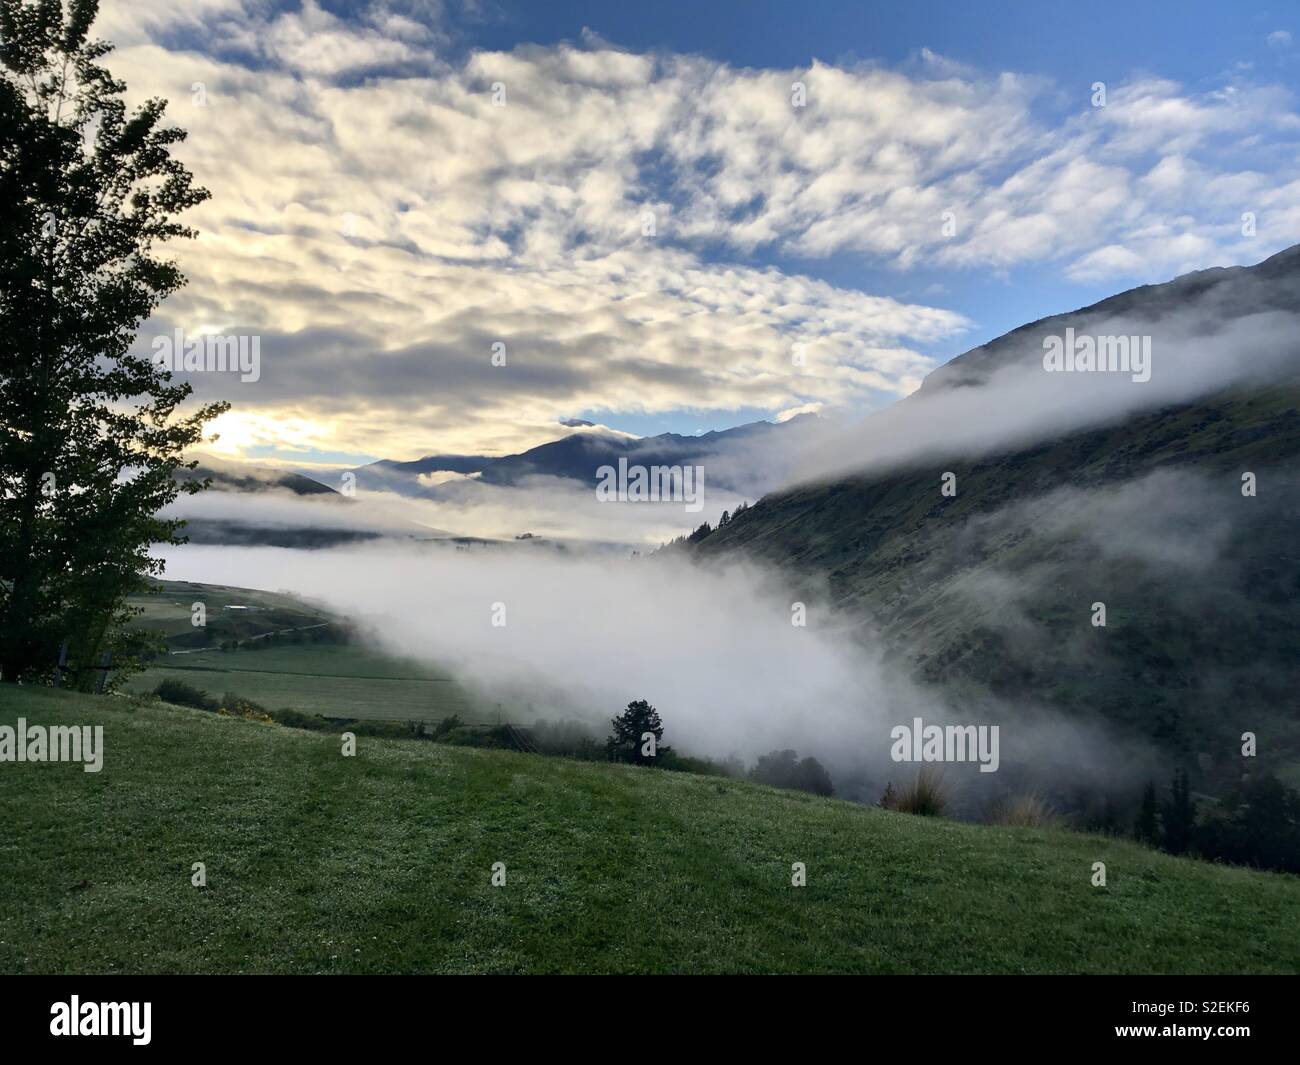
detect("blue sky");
top-left (104, 0), bottom-right (1300, 458)
top-left (474, 0), bottom-right (1300, 435)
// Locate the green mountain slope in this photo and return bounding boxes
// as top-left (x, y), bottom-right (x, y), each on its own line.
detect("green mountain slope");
top-left (1, 688), bottom-right (1298, 974)
top-left (689, 254), bottom-right (1300, 792)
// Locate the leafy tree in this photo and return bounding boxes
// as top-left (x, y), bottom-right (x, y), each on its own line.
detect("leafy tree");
top-left (792, 754), bottom-right (834, 796)
top-left (606, 698), bottom-right (665, 765)
top-left (0, 0), bottom-right (225, 682)
top-left (750, 749), bottom-right (835, 796)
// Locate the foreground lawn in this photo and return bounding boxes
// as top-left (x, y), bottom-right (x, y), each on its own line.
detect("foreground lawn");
top-left (1, 687), bottom-right (1298, 974)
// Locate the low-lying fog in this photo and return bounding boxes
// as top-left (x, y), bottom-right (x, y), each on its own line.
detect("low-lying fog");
top-left (158, 539), bottom-right (1152, 808)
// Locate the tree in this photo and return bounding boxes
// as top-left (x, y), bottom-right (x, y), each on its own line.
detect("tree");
top-left (750, 749), bottom-right (835, 796)
top-left (606, 699), bottom-right (665, 765)
top-left (685, 521), bottom-right (712, 544)
top-left (0, 0), bottom-right (225, 682)
top-left (1135, 780), bottom-right (1159, 844)
top-left (1196, 773), bottom-right (1300, 874)
top-left (1161, 767), bottom-right (1196, 855)
top-left (793, 754), bottom-right (835, 796)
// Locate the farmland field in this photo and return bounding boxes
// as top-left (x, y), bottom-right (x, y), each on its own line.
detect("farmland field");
top-left (123, 581), bottom-right (500, 723)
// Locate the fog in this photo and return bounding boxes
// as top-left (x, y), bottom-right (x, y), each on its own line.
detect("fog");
top-left (167, 467), bottom-right (755, 549)
top-left (149, 262), bottom-right (1300, 807)
top-left (787, 307), bottom-right (1300, 487)
top-left (166, 296), bottom-right (1300, 552)
top-left (158, 537), bottom-right (1151, 807)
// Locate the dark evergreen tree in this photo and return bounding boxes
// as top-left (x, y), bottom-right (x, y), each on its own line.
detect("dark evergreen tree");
top-left (1135, 780), bottom-right (1160, 844)
top-left (1161, 767), bottom-right (1196, 855)
top-left (606, 699), bottom-right (665, 765)
top-left (686, 521), bottom-right (712, 544)
top-left (793, 754), bottom-right (834, 796)
top-left (1196, 773), bottom-right (1300, 873)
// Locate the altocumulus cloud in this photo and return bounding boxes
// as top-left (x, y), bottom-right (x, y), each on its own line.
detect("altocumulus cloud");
top-left (96, 0), bottom-right (1300, 461)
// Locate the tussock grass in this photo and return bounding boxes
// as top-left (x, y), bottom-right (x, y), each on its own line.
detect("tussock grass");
top-left (881, 766), bottom-right (952, 817)
top-left (991, 792), bottom-right (1062, 828)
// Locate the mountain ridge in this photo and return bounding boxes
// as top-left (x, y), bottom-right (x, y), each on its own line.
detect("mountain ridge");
top-left (679, 246), bottom-right (1300, 799)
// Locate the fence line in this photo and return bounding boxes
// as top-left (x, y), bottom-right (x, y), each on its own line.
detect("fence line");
top-left (52, 642), bottom-right (113, 693)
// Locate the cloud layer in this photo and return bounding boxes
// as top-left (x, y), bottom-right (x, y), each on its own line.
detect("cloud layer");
top-left (93, 1), bottom-right (1300, 460)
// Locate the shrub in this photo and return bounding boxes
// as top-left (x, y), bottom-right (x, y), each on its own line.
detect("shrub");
top-left (660, 750), bottom-right (740, 777)
top-left (430, 714), bottom-right (464, 740)
top-left (153, 679), bottom-right (217, 711)
top-left (991, 793), bottom-right (1060, 828)
top-left (881, 767), bottom-right (951, 817)
top-left (218, 692), bottom-right (274, 724)
top-left (530, 718), bottom-right (600, 758)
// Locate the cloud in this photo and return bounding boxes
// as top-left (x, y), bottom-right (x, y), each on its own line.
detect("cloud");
top-left (258, 0), bottom-right (432, 77)
top-left (787, 282), bottom-right (1300, 486)
top-left (157, 537), bottom-right (1143, 802)
top-left (91, 4), bottom-right (1300, 461)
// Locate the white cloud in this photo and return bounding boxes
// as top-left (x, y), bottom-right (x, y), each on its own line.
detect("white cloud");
top-left (91, 3), bottom-right (1300, 459)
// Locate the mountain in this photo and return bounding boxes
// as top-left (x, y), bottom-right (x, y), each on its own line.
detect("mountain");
top-left (172, 456), bottom-right (448, 548)
top-left (682, 246), bottom-right (1300, 794)
top-left (363, 454), bottom-right (494, 479)
top-left (922, 243), bottom-right (1300, 393)
top-left (348, 416), bottom-right (816, 497)
top-left (478, 419), bottom-right (809, 487)
top-left (178, 460), bottom-right (343, 498)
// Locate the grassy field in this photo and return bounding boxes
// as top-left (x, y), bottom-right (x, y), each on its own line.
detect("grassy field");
top-left (122, 644), bottom-right (494, 722)
top-left (2, 686), bottom-right (1299, 974)
top-left (123, 580), bottom-right (497, 723)
top-left (129, 580), bottom-right (330, 648)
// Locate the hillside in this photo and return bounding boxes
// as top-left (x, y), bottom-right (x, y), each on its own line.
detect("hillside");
top-left (121, 581), bottom-right (497, 723)
top-left (688, 250), bottom-right (1300, 795)
top-left (176, 461), bottom-right (342, 498)
top-left (2, 687), bottom-right (1298, 974)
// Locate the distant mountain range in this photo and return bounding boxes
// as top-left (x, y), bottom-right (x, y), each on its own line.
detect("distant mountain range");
top-left (346, 416), bottom-right (816, 498)
top-left (176, 416), bottom-right (816, 547)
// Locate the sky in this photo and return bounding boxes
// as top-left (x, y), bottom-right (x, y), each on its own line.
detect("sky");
top-left (94, 0), bottom-right (1300, 466)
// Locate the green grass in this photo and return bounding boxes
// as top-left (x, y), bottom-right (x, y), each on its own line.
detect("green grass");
top-left (123, 580), bottom-right (499, 723)
top-left (3, 687), bottom-right (1299, 974)
top-left (129, 580), bottom-right (330, 646)
top-left (122, 644), bottom-right (493, 722)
